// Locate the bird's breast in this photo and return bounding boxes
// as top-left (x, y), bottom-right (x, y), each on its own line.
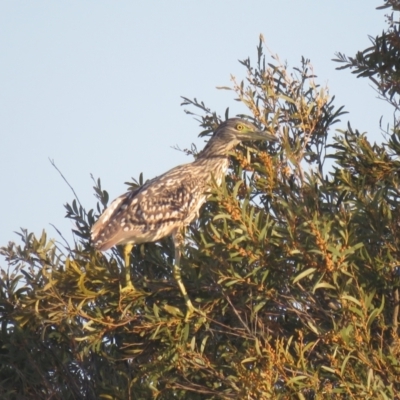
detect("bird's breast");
top-left (209, 158), bottom-right (229, 186)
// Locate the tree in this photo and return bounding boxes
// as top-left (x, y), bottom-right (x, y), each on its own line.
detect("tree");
top-left (335, 0), bottom-right (400, 129)
top-left (1, 3), bottom-right (400, 399)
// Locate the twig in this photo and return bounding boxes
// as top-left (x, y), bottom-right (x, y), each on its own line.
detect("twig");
top-left (49, 158), bottom-right (83, 210)
top-left (225, 294), bottom-right (252, 336)
top-left (171, 382), bottom-right (237, 399)
top-left (393, 288), bottom-right (399, 331)
top-left (50, 223), bottom-right (72, 254)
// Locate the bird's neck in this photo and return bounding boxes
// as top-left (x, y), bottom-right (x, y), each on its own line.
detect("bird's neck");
top-left (192, 136), bottom-right (238, 184)
top-left (196, 135), bottom-right (238, 160)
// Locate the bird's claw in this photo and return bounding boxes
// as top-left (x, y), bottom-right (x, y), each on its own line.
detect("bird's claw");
top-left (184, 305), bottom-right (206, 322)
top-left (120, 283), bottom-right (144, 297)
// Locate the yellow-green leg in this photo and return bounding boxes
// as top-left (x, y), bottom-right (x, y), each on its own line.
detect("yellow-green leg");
top-left (173, 232), bottom-right (204, 320)
top-left (173, 247), bottom-right (196, 319)
top-left (121, 243), bottom-right (136, 292)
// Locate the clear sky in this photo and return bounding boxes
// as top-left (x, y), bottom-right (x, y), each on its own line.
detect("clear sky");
top-left (0, 1), bottom-right (392, 254)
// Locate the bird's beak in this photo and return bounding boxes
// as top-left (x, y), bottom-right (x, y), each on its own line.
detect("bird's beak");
top-left (245, 130), bottom-right (278, 142)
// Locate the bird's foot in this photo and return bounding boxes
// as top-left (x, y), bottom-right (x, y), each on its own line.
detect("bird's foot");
top-left (120, 283), bottom-right (143, 296)
top-left (184, 303), bottom-right (206, 322)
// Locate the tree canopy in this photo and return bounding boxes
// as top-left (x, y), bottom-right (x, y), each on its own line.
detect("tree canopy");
top-left (2, 2), bottom-right (400, 399)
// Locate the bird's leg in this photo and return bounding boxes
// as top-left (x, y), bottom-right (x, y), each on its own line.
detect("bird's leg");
top-left (121, 243), bottom-right (136, 292)
top-left (173, 231), bottom-right (202, 320)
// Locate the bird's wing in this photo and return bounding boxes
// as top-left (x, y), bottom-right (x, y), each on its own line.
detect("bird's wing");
top-left (91, 165), bottom-right (207, 251)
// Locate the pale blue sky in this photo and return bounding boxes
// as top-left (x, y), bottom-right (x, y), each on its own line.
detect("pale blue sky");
top-left (0, 1), bottom-right (392, 253)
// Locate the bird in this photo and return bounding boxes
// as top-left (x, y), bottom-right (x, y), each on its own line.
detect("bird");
top-left (91, 118), bottom-right (277, 318)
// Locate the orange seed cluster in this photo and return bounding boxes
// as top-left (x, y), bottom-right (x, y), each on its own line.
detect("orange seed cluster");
top-left (310, 222), bottom-right (334, 272)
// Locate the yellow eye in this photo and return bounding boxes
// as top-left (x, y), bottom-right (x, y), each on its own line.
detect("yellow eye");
top-left (236, 124), bottom-right (244, 131)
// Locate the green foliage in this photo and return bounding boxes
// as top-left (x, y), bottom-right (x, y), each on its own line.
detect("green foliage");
top-left (2, 5), bottom-right (400, 399)
top-left (334, 0), bottom-right (400, 125)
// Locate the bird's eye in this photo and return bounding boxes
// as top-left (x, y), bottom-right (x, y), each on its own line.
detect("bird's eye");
top-left (236, 124), bottom-right (244, 131)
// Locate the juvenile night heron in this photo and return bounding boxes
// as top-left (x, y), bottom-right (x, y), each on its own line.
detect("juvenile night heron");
top-left (91, 118), bottom-right (277, 317)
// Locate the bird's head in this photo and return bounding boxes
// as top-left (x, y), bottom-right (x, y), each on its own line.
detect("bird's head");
top-left (214, 118), bottom-right (277, 143)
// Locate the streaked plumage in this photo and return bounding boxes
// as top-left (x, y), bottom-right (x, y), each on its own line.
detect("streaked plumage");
top-left (91, 118), bottom-right (277, 317)
top-left (91, 162), bottom-right (213, 251)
